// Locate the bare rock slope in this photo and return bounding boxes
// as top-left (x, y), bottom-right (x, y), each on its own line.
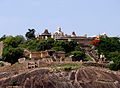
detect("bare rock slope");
top-left (0, 67), bottom-right (120, 88)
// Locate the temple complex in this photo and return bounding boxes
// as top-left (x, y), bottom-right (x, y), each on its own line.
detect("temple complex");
top-left (37, 27), bottom-right (106, 47)
top-left (37, 29), bottom-right (51, 40)
top-left (52, 27), bottom-right (94, 46)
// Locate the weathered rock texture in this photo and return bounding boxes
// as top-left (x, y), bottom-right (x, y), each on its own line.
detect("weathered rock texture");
top-left (0, 67), bottom-right (120, 88)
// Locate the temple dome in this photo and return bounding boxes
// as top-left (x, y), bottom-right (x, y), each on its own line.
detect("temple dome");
top-left (53, 27), bottom-right (64, 39)
top-left (55, 27), bottom-right (64, 35)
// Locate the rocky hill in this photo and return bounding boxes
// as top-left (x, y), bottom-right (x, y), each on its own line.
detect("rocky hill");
top-left (0, 66), bottom-right (120, 88)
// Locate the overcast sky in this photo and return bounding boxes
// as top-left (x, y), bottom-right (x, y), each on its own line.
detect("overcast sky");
top-left (0, 0), bottom-right (120, 37)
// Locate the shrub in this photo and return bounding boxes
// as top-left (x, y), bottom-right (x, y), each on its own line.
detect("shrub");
top-left (71, 51), bottom-right (85, 61)
top-left (64, 67), bottom-right (72, 71)
top-left (108, 63), bottom-right (119, 71)
top-left (0, 62), bottom-right (4, 67)
top-left (10, 80), bottom-right (19, 86)
top-left (52, 46), bottom-right (64, 51)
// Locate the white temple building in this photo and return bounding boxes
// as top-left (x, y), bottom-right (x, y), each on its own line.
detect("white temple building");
top-left (52, 27), bottom-right (64, 39)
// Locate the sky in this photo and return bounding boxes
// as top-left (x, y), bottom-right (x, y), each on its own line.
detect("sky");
top-left (0, 0), bottom-right (120, 37)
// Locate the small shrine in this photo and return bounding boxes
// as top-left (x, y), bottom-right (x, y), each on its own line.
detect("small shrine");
top-left (71, 31), bottom-right (76, 37)
top-left (37, 29), bottom-right (51, 40)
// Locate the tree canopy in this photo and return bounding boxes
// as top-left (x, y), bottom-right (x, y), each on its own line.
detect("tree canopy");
top-left (96, 37), bottom-right (120, 58)
top-left (25, 29), bottom-right (36, 40)
top-left (2, 35), bottom-right (25, 64)
top-left (71, 51), bottom-right (85, 61)
top-left (95, 37), bottom-right (120, 70)
top-left (1, 34), bottom-right (85, 64)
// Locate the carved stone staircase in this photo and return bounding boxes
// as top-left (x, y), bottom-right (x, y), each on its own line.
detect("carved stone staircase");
top-left (84, 47), bottom-right (99, 62)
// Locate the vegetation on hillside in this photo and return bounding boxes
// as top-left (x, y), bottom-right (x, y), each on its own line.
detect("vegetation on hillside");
top-left (1, 35), bottom-right (24, 64)
top-left (71, 51), bottom-right (86, 61)
top-left (0, 29), bottom-right (86, 64)
top-left (1, 29), bottom-right (120, 71)
top-left (95, 37), bottom-right (120, 70)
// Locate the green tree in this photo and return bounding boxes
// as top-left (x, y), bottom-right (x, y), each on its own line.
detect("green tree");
top-left (2, 46), bottom-right (23, 64)
top-left (23, 38), bottom-right (54, 51)
top-left (25, 29), bottom-right (36, 40)
top-left (4, 36), bottom-right (15, 47)
top-left (3, 35), bottom-right (25, 48)
top-left (45, 38), bottom-right (55, 49)
top-left (68, 41), bottom-right (78, 52)
top-left (36, 39), bottom-right (53, 51)
top-left (53, 40), bottom-right (67, 51)
top-left (0, 35), bottom-right (6, 41)
top-left (96, 37), bottom-right (120, 59)
top-left (108, 53), bottom-right (120, 71)
top-left (15, 35), bottom-right (25, 45)
top-left (36, 41), bottom-right (48, 51)
top-left (107, 51), bottom-right (120, 61)
top-left (52, 46), bottom-right (64, 51)
top-left (2, 36), bottom-right (25, 64)
top-left (71, 51), bottom-right (85, 61)
top-left (24, 39), bottom-right (39, 51)
top-left (54, 40), bottom-right (66, 47)
top-left (54, 40), bottom-right (76, 53)
top-left (96, 37), bottom-right (120, 70)
top-left (75, 45), bottom-right (82, 51)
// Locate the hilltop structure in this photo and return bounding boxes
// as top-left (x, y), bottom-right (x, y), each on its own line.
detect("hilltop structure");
top-left (52, 27), bottom-right (65, 39)
top-left (36, 27), bottom-right (108, 62)
top-left (37, 27), bottom-right (96, 47)
top-left (37, 29), bottom-right (51, 40)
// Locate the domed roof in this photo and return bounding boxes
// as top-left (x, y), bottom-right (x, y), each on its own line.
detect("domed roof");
top-left (52, 27), bottom-right (65, 38)
top-left (55, 27), bottom-right (63, 34)
top-left (54, 27), bottom-right (64, 35)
